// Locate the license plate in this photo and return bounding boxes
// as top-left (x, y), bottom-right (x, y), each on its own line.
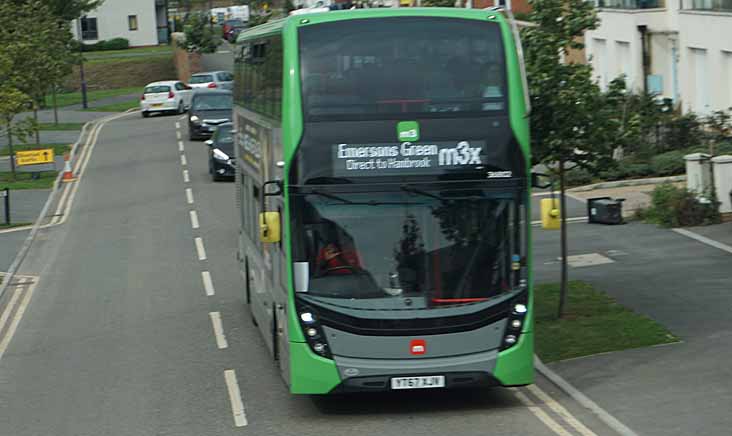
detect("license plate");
top-left (391, 375), bottom-right (445, 390)
top-left (151, 103), bottom-right (163, 108)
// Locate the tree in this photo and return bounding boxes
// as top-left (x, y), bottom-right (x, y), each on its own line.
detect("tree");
top-left (45, 0), bottom-right (104, 20)
top-left (522, 0), bottom-right (615, 318)
top-left (183, 12), bottom-right (220, 53)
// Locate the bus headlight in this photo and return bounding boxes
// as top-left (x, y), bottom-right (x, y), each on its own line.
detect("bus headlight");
top-left (297, 307), bottom-right (332, 359)
top-left (501, 294), bottom-right (528, 351)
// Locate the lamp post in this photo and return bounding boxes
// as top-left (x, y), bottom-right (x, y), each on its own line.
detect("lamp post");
top-left (76, 17), bottom-right (89, 109)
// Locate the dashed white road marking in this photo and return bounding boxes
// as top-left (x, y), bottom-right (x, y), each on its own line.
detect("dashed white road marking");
top-left (190, 210), bottom-right (200, 229)
top-left (178, 141), bottom-right (184, 152)
top-left (201, 271), bottom-right (215, 296)
top-left (209, 312), bottom-right (228, 349)
top-left (185, 188), bottom-right (194, 204)
top-left (180, 154), bottom-right (187, 166)
top-left (224, 370), bottom-right (248, 427)
top-left (176, 131), bottom-right (182, 140)
top-left (527, 385), bottom-right (599, 436)
top-left (175, 122), bottom-right (180, 129)
top-left (514, 390), bottom-right (573, 436)
top-left (183, 169), bottom-right (190, 183)
top-left (195, 237), bottom-right (207, 261)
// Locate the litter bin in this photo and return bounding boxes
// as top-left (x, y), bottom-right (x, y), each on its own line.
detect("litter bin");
top-left (587, 197), bottom-right (625, 225)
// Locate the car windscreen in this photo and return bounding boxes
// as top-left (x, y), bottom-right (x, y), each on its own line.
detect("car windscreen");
top-left (213, 126), bottom-right (234, 155)
top-left (144, 85), bottom-right (170, 94)
top-left (299, 17), bottom-right (507, 121)
top-left (192, 94), bottom-right (233, 110)
top-left (190, 75), bottom-right (214, 84)
top-left (216, 72), bottom-right (233, 81)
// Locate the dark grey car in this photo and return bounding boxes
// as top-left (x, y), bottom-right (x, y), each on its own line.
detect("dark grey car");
top-left (187, 90), bottom-right (233, 141)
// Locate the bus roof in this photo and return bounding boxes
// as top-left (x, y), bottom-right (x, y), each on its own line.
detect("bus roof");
top-left (235, 7), bottom-right (507, 41)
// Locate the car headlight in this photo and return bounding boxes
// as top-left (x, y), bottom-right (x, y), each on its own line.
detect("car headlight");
top-left (213, 148), bottom-right (230, 161)
top-left (190, 115), bottom-right (200, 124)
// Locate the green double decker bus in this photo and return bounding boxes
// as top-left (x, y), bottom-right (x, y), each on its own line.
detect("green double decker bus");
top-left (233, 7), bottom-right (535, 394)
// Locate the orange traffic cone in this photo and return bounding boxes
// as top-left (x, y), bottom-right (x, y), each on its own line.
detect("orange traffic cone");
top-left (61, 153), bottom-right (76, 183)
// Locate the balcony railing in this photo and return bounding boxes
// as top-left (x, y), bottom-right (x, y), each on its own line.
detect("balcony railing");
top-left (683, 0), bottom-right (732, 11)
top-left (597, 0), bottom-right (665, 9)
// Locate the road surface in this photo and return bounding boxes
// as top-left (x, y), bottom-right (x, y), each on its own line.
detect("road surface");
top-left (0, 112), bottom-right (621, 436)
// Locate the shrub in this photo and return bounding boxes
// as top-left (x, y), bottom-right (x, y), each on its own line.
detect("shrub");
top-left (565, 168), bottom-right (593, 187)
top-left (650, 150), bottom-right (686, 176)
top-left (644, 183), bottom-right (720, 227)
top-left (663, 113), bottom-right (702, 152)
top-left (100, 38), bottom-right (130, 50)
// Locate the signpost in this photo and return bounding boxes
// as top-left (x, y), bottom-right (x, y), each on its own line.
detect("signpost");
top-left (16, 149), bottom-right (55, 166)
top-left (15, 149), bottom-right (55, 180)
top-left (1, 188), bottom-right (9, 226)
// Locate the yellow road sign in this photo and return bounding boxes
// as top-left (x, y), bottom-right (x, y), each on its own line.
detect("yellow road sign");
top-left (16, 149), bottom-right (55, 166)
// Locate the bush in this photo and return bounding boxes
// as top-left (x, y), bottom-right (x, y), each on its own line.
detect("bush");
top-left (78, 38), bottom-right (130, 52)
top-left (565, 168), bottom-right (593, 187)
top-left (644, 183), bottom-right (720, 227)
top-left (100, 38), bottom-right (130, 50)
top-left (650, 150), bottom-right (687, 176)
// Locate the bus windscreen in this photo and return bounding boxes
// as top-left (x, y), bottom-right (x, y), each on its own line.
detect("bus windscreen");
top-left (299, 17), bottom-right (507, 120)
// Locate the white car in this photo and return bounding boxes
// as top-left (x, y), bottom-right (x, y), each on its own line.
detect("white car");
top-left (140, 81), bottom-right (193, 118)
top-left (188, 71), bottom-right (234, 91)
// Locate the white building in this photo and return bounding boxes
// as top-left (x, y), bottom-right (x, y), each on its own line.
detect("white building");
top-left (71, 0), bottom-right (169, 47)
top-left (585, 0), bottom-right (732, 115)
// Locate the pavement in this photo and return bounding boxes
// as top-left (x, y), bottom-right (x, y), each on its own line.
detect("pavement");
top-left (0, 112), bottom-right (624, 436)
top-left (200, 41), bottom-right (235, 73)
top-left (0, 131), bottom-right (81, 149)
top-left (533, 219), bottom-right (732, 436)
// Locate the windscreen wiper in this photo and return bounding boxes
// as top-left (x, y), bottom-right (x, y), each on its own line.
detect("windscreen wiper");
top-left (311, 190), bottom-right (421, 206)
top-left (400, 185), bottom-right (447, 202)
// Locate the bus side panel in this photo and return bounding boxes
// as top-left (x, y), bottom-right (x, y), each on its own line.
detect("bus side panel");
top-left (494, 332), bottom-right (534, 386)
top-left (289, 343), bottom-right (341, 394)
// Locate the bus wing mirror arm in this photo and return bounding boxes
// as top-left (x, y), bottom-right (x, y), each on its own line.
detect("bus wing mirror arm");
top-left (531, 173), bottom-right (552, 189)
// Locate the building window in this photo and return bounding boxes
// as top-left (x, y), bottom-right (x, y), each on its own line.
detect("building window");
top-left (80, 17), bottom-right (98, 40)
top-left (128, 15), bottom-right (138, 31)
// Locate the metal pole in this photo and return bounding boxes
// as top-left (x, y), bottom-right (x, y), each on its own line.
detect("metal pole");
top-left (76, 18), bottom-right (89, 109)
top-left (3, 188), bottom-right (9, 226)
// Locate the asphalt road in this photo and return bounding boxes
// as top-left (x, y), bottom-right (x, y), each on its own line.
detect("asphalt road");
top-left (0, 111), bottom-right (625, 435)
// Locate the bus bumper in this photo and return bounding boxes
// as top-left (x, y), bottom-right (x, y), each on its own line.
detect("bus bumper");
top-left (289, 332), bottom-right (534, 394)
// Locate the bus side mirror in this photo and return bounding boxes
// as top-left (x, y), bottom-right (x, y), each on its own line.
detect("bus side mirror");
top-left (532, 173), bottom-right (552, 189)
top-left (259, 180), bottom-right (283, 244)
top-left (259, 211), bottom-right (281, 243)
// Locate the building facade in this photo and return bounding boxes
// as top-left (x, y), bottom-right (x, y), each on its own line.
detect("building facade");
top-left (71, 0), bottom-right (169, 47)
top-left (585, 0), bottom-right (732, 115)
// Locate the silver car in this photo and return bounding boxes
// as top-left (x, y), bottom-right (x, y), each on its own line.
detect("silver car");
top-left (188, 71), bottom-right (234, 91)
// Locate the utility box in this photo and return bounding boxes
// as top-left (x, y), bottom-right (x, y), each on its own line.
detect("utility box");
top-left (540, 198), bottom-right (561, 230)
top-left (587, 197), bottom-right (624, 225)
top-left (685, 153), bottom-right (712, 194)
top-left (712, 155), bottom-right (732, 213)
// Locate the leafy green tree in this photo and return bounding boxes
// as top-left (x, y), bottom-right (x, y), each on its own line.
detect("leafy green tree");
top-left (522, 0), bottom-right (615, 318)
top-left (184, 12), bottom-right (221, 53)
top-left (45, 0), bottom-right (104, 20)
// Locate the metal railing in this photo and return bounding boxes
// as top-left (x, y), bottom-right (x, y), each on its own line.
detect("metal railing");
top-left (683, 0), bottom-right (732, 11)
top-left (597, 0), bottom-right (665, 9)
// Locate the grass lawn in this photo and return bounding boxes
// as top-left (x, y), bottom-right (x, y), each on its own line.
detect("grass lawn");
top-left (0, 171), bottom-right (58, 190)
top-left (534, 281), bottom-right (679, 363)
top-left (0, 143), bottom-right (72, 157)
top-left (85, 99), bottom-right (140, 112)
top-left (83, 45), bottom-right (173, 62)
top-left (37, 122), bottom-right (85, 131)
top-left (45, 87), bottom-right (142, 108)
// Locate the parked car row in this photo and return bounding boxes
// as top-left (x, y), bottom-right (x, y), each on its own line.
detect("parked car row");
top-left (140, 74), bottom-right (235, 182)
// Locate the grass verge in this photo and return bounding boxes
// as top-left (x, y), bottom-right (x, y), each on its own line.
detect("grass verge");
top-left (0, 143), bottom-right (72, 157)
top-left (85, 99), bottom-right (140, 112)
top-left (37, 122), bottom-right (85, 131)
top-left (45, 87), bottom-right (142, 108)
top-left (0, 222), bottom-right (33, 230)
top-left (534, 281), bottom-right (679, 363)
top-left (0, 171), bottom-right (58, 190)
